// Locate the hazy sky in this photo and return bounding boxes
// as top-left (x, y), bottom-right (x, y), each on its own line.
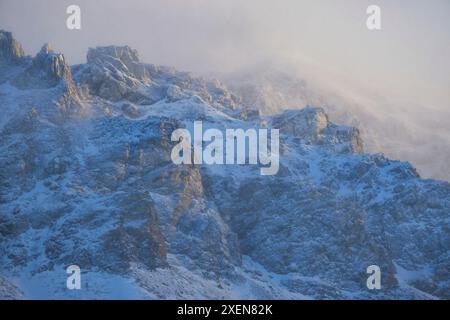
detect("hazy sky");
top-left (0, 0), bottom-right (449, 108)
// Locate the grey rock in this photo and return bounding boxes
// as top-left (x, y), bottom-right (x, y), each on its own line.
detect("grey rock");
top-left (0, 30), bottom-right (24, 64)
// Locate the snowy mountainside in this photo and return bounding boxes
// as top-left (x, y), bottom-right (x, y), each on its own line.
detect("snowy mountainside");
top-left (225, 65), bottom-right (450, 182)
top-left (0, 31), bottom-right (449, 299)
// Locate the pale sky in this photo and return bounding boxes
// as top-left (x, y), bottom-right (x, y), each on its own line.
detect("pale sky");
top-left (1, 0), bottom-right (449, 108)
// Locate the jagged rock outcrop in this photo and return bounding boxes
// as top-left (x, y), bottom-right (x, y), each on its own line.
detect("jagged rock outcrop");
top-left (272, 107), bottom-right (364, 153)
top-left (13, 44), bottom-right (78, 97)
top-left (0, 35), bottom-right (82, 122)
top-left (87, 45), bottom-right (149, 82)
top-left (74, 46), bottom-right (149, 102)
top-left (73, 45), bottom-right (240, 111)
top-left (0, 30), bottom-right (24, 64)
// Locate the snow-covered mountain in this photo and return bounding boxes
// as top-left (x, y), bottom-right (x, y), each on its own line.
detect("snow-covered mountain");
top-left (224, 65), bottom-right (450, 182)
top-left (0, 31), bottom-right (449, 299)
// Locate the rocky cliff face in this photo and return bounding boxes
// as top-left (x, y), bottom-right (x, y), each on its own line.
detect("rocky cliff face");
top-left (0, 35), bottom-right (81, 124)
top-left (73, 45), bottom-right (239, 110)
top-left (0, 30), bottom-right (24, 64)
top-left (272, 107), bottom-right (364, 154)
top-left (0, 32), bottom-right (449, 299)
top-left (12, 43), bottom-right (78, 97)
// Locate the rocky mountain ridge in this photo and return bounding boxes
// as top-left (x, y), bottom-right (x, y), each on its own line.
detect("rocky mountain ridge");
top-left (0, 31), bottom-right (449, 299)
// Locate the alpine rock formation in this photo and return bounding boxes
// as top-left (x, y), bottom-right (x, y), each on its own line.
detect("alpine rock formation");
top-left (0, 31), bottom-right (449, 299)
top-left (225, 65), bottom-right (450, 182)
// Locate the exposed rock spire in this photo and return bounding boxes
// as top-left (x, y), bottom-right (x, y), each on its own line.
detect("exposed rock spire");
top-left (0, 30), bottom-right (25, 64)
top-left (12, 43), bottom-right (78, 99)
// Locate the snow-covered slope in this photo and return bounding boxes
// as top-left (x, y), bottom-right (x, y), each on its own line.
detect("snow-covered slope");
top-left (225, 65), bottom-right (450, 182)
top-left (0, 31), bottom-right (449, 299)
